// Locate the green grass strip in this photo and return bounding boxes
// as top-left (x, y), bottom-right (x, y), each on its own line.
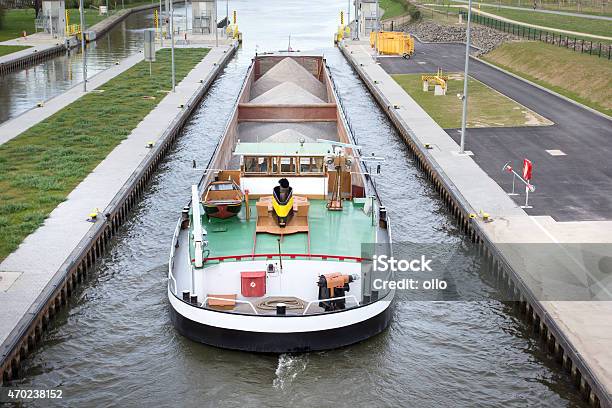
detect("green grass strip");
top-left (482, 41), bottom-right (612, 116)
top-left (0, 44), bottom-right (30, 57)
top-left (0, 47), bottom-right (209, 260)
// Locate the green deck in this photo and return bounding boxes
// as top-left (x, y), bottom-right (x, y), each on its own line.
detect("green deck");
top-left (195, 199), bottom-right (375, 260)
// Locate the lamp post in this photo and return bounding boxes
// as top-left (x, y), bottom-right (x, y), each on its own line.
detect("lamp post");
top-left (459, 0), bottom-right (473, 154)
top-left (159, 0), bottom-right (163, 46)
top-left (78, 0), bottom-right (87, 92)
top-left (347, 0), bottom-right (351, 29)
top-left (170, 0), bottom-right (176, 92)
top-left (215, 0), bottom-right (218, 47)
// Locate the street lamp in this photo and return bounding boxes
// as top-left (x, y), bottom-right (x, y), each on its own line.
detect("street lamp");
top-left (78, 0), bottom-right (87, 92)
top-left (459, 0), bottom-right (473, 154)
top-left (170, 0), bottom-right (176, 92)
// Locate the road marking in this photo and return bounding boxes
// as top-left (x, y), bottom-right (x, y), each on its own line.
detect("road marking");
top-left (546, 149), bottom-right (566, 156)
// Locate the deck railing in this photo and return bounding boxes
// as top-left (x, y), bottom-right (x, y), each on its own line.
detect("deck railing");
top-left (167, 219), bottom-right (181, 295)
top-left (195, 295), bottom-right (361, 316)
top-left (199, 253), bottom-right (368, 264)
top-left (302, 295), bottom-right (360, 315)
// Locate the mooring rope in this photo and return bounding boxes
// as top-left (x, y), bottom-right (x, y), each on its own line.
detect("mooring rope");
top-left (256, 297), bottom-right (306, 310)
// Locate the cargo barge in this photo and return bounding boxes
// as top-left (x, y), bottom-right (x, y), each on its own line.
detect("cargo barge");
top-left (168, 53), bottom-right (393, 352)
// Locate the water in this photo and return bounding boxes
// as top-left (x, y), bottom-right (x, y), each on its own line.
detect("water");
top-left (7, 1), bottom-right (586, 406)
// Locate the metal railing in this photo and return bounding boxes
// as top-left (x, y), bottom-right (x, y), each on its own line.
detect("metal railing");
top-left (302, 295), bottom-right (360, 315)
top-left (203, 296), bottom-right (259, 314)
top-left (326, 60), bottom-right (384, 204)
top-left (459, 10), bottom-right (612, 59)
top-left (167, 219), bottom-right (181, 295)
top-left (66, 24), bottom-right (81, 36)
top-left (194, 295), bottom-right (361, 316)
top-left (200, 253), bottom-right (367, 263)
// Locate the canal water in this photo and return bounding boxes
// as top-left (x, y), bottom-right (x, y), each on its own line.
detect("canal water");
top-left (8, 1), bottom-right (586, 406)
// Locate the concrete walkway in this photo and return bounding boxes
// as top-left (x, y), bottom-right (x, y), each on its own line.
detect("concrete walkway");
top-left (0, 42), bottom-right (235, 360)
top-left (341, 40), bottom-right (612, 405)
top-left (0, 51), bottom-right (144, 146)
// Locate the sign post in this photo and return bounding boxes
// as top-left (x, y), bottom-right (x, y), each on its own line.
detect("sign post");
top-left (521, 159), bottom-right (533, 209)
top-left (502, 161), bottom-right (518, 196)
top-left (502, 160), bottom-right (535, 209)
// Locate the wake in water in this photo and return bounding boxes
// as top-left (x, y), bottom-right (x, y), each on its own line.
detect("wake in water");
top-left (272, 354), bottom-right (309, 390)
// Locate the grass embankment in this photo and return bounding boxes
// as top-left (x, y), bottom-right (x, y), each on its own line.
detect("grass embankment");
top-left (473, 5), bottom-right (612, 38)
top-left (392, 72), bottom-right (550, 128)
top-left (482, 41), bottom-right (612, 116)
top-left (0, 47), bottom-right (209, 260)
top-left (444, 0), bottom-right (612, 17)
top-left (380, 0), bottom-right (411, 19)
top-left (423, 3), bottom-right (612, 39)
top-left (0, 44), bottom-right (29, 56)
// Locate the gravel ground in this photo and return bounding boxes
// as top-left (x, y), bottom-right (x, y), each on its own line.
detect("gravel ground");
top-left (404, 20), bottom-right (519, 55)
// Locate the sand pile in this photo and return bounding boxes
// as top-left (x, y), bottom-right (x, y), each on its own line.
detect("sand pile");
top-left (238, 122), bottom-right (339, 143)
top-left (250, 82), bottom-right (325, 105)
top-left (262, 129), bottom-right (314, 143)
top-left (250, 58), bottom-right (327, 101)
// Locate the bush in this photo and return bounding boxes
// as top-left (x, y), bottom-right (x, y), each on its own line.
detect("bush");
top-left (401, 1), bottom-right (421, 22)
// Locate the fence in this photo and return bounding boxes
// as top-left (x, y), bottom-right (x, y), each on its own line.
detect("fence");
top-left (459, 10), bottom-right (611, 59)
top-left (381, 15), bottom-right (412, 32)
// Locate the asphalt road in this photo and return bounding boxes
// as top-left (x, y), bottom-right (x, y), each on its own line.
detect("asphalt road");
top-left (378, 42), bottom-right (612, 221)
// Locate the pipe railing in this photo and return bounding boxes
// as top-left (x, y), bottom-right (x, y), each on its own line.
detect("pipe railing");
top-left (198, 253), bottom-right (367, 263)
top-left (203, 296), bottom-right (259, 315)
top-left (302, 295), bottom-right (360, 315)
top-left (192, 295), bottom-right (362, 316)
top-left (167, 218), bottom-right (181, 295)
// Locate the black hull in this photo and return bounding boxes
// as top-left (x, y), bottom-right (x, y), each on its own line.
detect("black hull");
top-left (170, 303), bottom-right (393, 353)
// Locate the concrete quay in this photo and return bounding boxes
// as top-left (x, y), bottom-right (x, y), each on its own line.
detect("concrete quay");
top-left (0, 33), bottom-right (66, 75)
top-left (0, 38), bottom-right (238, 383)
top-left (340, 40), bottom-right (612, 407)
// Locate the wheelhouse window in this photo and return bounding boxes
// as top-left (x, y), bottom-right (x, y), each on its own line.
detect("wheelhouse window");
top-left (242, 156), bottom-right (326, 176)
top-left (244, 156), bottom-right (268, 174)
top-left (280, 157), bottom-right (296, 174)
top-left (299, 157), bottom-right (324, 174)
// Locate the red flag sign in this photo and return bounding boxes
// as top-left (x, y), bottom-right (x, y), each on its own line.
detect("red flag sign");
top-left (522, 159), bottom-right (533, 181)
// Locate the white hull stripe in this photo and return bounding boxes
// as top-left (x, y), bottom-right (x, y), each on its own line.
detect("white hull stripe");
top-left (168, 289), bottom-right (392, 333)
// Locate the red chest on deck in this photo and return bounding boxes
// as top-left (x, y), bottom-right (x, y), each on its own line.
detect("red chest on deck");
top-left (241, 271), bottom-right (266, 297)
